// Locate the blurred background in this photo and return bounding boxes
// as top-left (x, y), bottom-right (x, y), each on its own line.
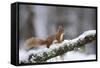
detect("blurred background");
top-left (19, 4), bottom-right (96, 61)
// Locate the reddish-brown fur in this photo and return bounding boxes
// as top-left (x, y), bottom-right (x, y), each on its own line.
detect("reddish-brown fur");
top-left (26, 38), bottom-right (45, 49)
top-left (26, 25), bottom-right (64, 49)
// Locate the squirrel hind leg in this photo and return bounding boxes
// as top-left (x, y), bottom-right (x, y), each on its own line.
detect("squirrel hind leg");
top-left (47, 42), bottom-right (52, 48)
top-left (47, 44), bottom-right (50, 48)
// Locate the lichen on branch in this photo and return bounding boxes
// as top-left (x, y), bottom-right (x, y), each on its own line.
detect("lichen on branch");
top-left (20, 30), bottom-right (96, 64)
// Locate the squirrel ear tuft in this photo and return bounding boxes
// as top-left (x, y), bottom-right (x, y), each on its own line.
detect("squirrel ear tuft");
top-left (57, 24), bottom-right (64, 32)
top-left (59, 24), bottom-right (64, 28)
top-left (58, 23), bottom-right (63, 28)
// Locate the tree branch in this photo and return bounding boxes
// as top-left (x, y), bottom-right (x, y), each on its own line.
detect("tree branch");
top-left (20, 30), bottom-right (96, 64)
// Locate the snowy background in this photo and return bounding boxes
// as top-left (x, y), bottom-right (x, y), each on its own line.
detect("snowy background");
top-left (19, 4), bottom-right (96, 63)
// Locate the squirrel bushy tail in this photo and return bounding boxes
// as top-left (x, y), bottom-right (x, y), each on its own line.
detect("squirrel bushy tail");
top-left (26, 25), bottom-right (64, 49)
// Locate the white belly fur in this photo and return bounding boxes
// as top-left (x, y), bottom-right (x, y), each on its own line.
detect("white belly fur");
top-left (60, 33), bottom-right (64, 41)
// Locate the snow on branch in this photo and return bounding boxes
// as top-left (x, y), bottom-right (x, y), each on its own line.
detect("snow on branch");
top-left (20, 30), bottom-right (96, 64)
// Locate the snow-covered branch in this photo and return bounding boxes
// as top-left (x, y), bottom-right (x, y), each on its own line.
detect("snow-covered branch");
top-left (20, 30), bottom-right (96, 64)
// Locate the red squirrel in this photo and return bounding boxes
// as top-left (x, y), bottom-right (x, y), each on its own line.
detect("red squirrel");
top-left (26, 25), bottom-right (64, 49)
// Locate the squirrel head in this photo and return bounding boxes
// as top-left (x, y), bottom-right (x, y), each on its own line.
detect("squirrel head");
top-left (57, 25), bottom-right (64, 33)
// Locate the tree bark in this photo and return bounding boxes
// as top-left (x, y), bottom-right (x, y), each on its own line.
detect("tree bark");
top-left (20, 30), bottom-right (96, 63)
